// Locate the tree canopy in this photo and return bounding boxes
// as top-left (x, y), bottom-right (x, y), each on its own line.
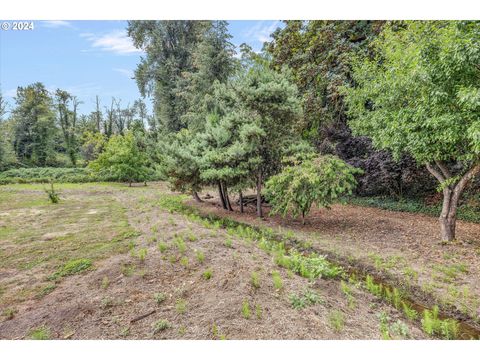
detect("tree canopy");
top-left (342, 21), bottom-right (480, 240)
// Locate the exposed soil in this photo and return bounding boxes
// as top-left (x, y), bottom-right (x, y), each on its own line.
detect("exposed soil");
top-left (190, 189), bottom-right (480, 326)
top-left (0, 183), bottom-right (425, 339)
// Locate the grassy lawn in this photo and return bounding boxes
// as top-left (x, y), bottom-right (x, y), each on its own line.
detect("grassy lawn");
top-left (0, 183), bottom-right (138, 307)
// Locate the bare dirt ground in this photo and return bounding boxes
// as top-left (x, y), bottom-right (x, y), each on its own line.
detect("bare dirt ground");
top-left (0, 183), bottom-right (425, 339)
top-left (191, 189), bottom-right (480, 324)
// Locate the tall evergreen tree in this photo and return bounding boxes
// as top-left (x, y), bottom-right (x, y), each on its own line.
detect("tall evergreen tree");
top-left (127, 20), bottom-right (209, 133)
top-left (12, 83), bottom-right (56, 166)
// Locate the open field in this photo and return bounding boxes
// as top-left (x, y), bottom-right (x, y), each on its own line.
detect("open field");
top-left (1, 182), bottom-right (479, 339)
top-left (0, 182), bottom-right (432, 339)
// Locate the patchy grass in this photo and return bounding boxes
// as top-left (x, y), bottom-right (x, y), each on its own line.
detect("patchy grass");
top-left (48, 259), bottom-right (92, 281)
top-left (0, 183), bottom-right (138, 307)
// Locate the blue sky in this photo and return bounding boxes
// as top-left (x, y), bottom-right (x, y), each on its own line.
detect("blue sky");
top-left (0, 20), bottom-right (282, 114)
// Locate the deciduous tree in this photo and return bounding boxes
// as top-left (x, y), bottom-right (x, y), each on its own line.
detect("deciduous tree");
top-left (343, 21), bottom-right (480, 241)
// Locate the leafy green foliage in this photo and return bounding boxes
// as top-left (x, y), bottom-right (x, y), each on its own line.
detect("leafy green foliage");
top-left (421, 305), bottom-right (459, 339)
top-left (289, 289), bottom-right (323, 309)
top-left (267, 20), bottom-right (384, 140)
top-left (265, 154), bottom-right (361, 223)
top-left (344, 21), bottom-right (480, 165)
top-left (89, 132), bottom-right (151, 186)
top-left (343, 21), bottom-right (480, 241)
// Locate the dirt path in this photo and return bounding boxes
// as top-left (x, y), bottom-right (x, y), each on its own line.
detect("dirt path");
top-left (0, 184), bottom-right (425, 339)
top-left (191, 190), bottom-right (480, 324)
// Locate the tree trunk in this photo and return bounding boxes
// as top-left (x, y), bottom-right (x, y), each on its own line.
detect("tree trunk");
top-left (218, 182), bottom-right (227, 210)
top-left (222, 182), bottom-right (233, 211)
top-left (426, 162), bottom-right (480, 242)
top-left (239, 191), bottom-right (244, 213)
top-left (301, 211), bottom-right (305, 225)
top-left (256, 170), bottom-right (263, 218)
top-left (192, 191), bottom-right (203, 203)
top-left (439, 188), bottom-right (456, 242)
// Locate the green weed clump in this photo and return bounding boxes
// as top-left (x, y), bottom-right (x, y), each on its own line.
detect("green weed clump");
top-left (138, 248), bottom-right (148, 262)
top-left (202, 269), bottom-right (212, 280)
top-left (153, 320), bottom-right (170, 334)
top-left (289, 289), bottom-right (323, 309)
top-left (242, 300), bottom-right (251, 319)
top-left (251, 271), bottom-right (260, 289)
top-left (158, 241), bottom-right (169, 253)
top-left (340, 280), bottom-right (356, 309)
top-left (44, 182), bottom-right (60, 203)
top-left (272, 271), bottom-right (283, 290)
top-left (154, 292), bottom-right (167, 304)
top-left (328, 310), bottom-right (345, 332)
top-left (49, 258), bottom-right (92, 281)
top-left (174, 235), bottom-right (187, 254)
top-left (195, 250), bottom-right (205, 264)
top-left (180, 256), bottom-right (189, 268)
top-left (175, 299), bottom-right (187, 314)
top-left (421, 305), bottom-right (459, 339)
top-left (365, 275), bottom-right (383, 297)
top-left (28, 326), bottom-right (51, 340)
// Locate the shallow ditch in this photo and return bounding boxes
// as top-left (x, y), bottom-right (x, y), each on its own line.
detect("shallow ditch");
top-left (160, 195), bottom-right (480, 340)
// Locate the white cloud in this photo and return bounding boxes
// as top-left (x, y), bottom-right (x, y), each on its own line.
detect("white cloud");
top-left (42, 20), bottom-right (73, 28)
top-left (243, 21), bottom-right (280, 44)
top-left (81, 30), bottom-right (142, 55)
top-left (113, 68), bottom-right (134, 78)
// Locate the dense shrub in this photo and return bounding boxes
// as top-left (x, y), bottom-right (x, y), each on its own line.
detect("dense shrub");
top-left (265, 154), bottom-right (362, 224)
top-left (0, 167), bottom-right (98, 184)
top-left (0, 166), bottom-right (164, 185)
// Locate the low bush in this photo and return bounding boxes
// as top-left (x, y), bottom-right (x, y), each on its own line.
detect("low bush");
top-left (0, 166), bottom-right (164, 185)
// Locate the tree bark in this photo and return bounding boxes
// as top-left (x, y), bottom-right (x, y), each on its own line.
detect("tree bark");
top-left (218, 182), bottom-right (227, 210)
top-left (222, 182), bottom-right (233, 211)
top-left (426, 162), bottom-right (480, 242)
top-left (239, 191), bottom-right (244, 213)
top-left (192, 191), bottom-right (203, 203)
top-left (256, 170), bottom-right (263, 218)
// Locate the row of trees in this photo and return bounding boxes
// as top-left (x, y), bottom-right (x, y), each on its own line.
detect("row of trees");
top-left (128, 20), bottom-right (479, 242)
top-left (0, 83), bottom-right (152, 170)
